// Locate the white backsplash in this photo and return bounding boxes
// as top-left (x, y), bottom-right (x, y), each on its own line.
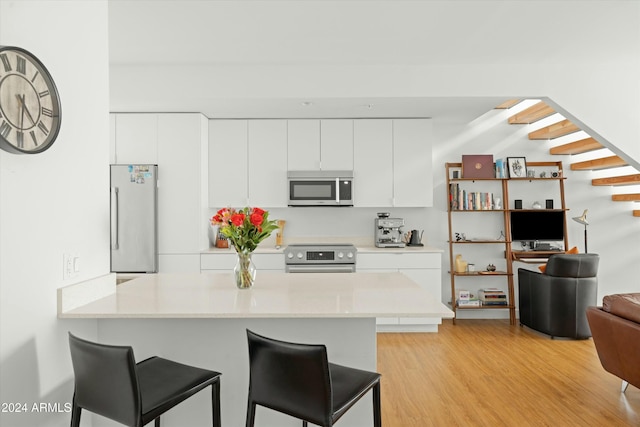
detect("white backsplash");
top-left (207, 207), bottom-right (433, 247)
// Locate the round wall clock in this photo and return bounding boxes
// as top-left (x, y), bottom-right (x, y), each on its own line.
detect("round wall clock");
top-left (0, 46), bottom-right (61, 154)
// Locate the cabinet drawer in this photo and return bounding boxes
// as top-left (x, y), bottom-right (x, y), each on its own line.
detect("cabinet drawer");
top-left (252, 253), bottom-right (285, 270)
top-left (357, 253), bottom-right (440, 270)
top-left (200, 253), bottom-right (237, 270)
top-left (200, 253), bottom-right (285, 271)
top-left (159, 254), bottom-right (201, 273)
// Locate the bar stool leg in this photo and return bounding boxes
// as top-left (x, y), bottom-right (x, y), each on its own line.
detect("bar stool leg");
top-left (70, 399), bottom-right (81, 427)
top-left (373, 382), bottom-right (381, 427)
top-left (246, 400), bottom-right (256, 427)
top-left (212, 380), bottom-right (221, 427)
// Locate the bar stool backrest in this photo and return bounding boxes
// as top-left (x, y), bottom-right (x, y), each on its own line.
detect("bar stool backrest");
top-left (247, 330), bottom-right (332, 426)
top-left (69, 333), bottom-right (141, 427)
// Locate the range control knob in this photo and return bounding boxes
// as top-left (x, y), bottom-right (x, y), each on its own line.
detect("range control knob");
top-left (297, 252), bottom-right (304, 259)
top-left (347, 252), bottom-right (354, 259)
top-left (337, 252), bottom-right (344, 259)
top-left (287, 252), bottom-right (294, 259)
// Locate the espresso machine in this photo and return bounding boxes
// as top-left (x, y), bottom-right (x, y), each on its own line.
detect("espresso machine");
top-left (375, 213), bottom-right (406, 248)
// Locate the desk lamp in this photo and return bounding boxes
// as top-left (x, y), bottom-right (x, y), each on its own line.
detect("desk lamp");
top-left (572, 209), bottom-right (589, 253)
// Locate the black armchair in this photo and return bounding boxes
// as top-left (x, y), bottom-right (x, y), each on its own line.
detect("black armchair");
top-left (518, 253), bottom-right (599, 339)
top-left (68, 333), bottom-right (222, 427)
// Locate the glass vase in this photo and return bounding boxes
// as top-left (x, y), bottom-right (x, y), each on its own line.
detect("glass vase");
top-left (234, 251), bottom-right (256, 289)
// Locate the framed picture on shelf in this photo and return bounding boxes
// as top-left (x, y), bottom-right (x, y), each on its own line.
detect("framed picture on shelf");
top-left (507, 157), bottom-right (527, 178)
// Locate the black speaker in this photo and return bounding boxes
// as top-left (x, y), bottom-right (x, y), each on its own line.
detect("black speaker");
top-left (546, 199), bottom-right (554, 209)
top-left (515, 200), bottom-right (522, 209)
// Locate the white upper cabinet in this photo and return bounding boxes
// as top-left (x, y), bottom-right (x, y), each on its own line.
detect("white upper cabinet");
top-left (157, 114), bottom-right (208, 254)
top-left (393, 119), bottom-right (433, 207)
top-left (248, 120), bottom-right (288, 207)
top-left (354, 119), bottom-right (394, 207)
top-left (112, 113), bottom-right (158, 164)
top-left (208, 120), bottom-right (248, 208)
top-left (353, 118), bottom-right (432, 208)
top-left (320, 119), bottom-right (354, 170)
top-left (287, 119), bottom-right (354, 171)
top-left (109, 114), bottom-right (116, 164)
top-left (287, 120), bottom-right (320, 170)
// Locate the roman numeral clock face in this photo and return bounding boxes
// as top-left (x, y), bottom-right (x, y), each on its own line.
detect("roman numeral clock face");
top-left (0, 46), bottom-right (61, 154)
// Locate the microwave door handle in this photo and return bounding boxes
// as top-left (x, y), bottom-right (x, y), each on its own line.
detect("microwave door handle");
top-left (336, 178), bottom-right (340, 203)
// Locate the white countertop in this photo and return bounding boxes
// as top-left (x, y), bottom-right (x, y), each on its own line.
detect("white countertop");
top-left (59, 272), bottom-right (453, 319)
top-left (201, 244), bottom-right (443, 255)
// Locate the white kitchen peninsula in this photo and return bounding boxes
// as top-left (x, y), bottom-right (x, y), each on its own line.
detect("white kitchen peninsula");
top-left (201, 243), bottom-right (444, 332)
top-left (59, 272), bottom-right (452, 427)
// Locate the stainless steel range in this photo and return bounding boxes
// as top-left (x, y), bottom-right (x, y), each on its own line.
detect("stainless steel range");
top-left (284, 243), bottom-right (357, 273)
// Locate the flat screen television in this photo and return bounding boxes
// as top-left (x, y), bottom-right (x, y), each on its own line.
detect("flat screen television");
top-left (510, 211), bottom-right (565, 242)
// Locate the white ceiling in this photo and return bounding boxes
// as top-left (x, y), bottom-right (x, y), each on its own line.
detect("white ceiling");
top-left (107, 0), bottom-right (637, 120)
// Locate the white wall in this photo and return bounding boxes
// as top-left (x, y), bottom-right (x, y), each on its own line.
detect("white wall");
top-left (109, 1), bottom-right (640, 163)
top-left (0, 2), bottom-right (110, 426)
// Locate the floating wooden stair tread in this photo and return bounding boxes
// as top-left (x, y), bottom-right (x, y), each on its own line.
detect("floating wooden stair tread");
top-left (570, 156), bottom-right (628, 171)
top-left (550, 137), bottom-right (603, 155)
top-left (495, 99), bottom-right (521, 109)
top-left (592, 174), bottom-right (640, 186)
top-left (634, 210), bottom-right (640, 217)
top-left (508, 102), bottom-right (555, 124)
top-left (529, 119), bottom-right (580, 140)
top-left (612, 193), bottom-right (640, 202)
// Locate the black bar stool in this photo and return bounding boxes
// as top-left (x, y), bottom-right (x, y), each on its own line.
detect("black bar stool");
top-left (68, 333), bottom-right (222, 427)
top-left (245, 329), bottom-right (381, 427)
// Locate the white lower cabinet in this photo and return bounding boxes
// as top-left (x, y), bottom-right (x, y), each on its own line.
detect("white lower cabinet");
top-left (201, 253), bottom-right (285, 272)
top-left (357, 252), bottom-right (442, 332)
top-left (159, 254), bottom-right (201, 273)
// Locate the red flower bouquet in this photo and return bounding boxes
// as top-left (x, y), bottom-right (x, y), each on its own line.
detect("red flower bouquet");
top-left (211, 207), bottom-right (278, 253)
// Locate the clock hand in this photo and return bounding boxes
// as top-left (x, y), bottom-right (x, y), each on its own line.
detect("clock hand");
top-left (17, 94), bottom-right (25, 130)
top-left (15, 94), bottom-right (37, 126)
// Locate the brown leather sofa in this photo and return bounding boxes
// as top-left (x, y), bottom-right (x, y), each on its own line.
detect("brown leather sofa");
top-left (586, 293), bottom-right (640, 392)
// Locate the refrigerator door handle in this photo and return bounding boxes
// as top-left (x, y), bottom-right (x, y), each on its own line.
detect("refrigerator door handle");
top-left (111, 187), bottom-right (119, 250)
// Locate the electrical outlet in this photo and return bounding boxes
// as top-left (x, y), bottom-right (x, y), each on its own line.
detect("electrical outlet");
top-left (63, 253), bottom-right (72, 279)
top-left (63, 253), bottom-right (80, 279)
top-left (73, 254), bottom-right (80, 274)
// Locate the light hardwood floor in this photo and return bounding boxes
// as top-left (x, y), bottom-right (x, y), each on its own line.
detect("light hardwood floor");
top-left (377, 320), bottom-right (639, 427)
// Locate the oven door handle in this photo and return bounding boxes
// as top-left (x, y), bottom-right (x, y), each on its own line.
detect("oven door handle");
top-left (286, 265), bottom-right (355, 273)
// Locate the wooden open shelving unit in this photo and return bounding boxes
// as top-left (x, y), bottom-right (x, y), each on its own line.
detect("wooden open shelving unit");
top-left (445, 161), bottom-right (569, 325)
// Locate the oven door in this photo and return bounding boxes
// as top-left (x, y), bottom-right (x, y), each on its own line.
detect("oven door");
top-left (285, 264), bottom-right (356, 273)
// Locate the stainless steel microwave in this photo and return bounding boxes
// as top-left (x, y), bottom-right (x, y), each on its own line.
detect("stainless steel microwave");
top-left (287, 170), bottom-right (354, 207)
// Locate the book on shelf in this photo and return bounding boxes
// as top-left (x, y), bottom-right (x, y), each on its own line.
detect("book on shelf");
top-left (448, 183), bottom-right (495, 210)
top-left (462, 155), bottom-right (494, 179)
top-left (457, 298), bottom-right (481, 307)
top-left (495, 158), bottom-right (506, 178)
top-left (480, 299), bottom-right (509, 306)
top-left (478, 289), bottom-right (507, 302)
top-left (479, 287), bottom-right (504, 293)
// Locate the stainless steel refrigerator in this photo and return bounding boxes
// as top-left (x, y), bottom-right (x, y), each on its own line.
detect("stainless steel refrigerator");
top-left (110, 164), bottom-right (158, 273)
